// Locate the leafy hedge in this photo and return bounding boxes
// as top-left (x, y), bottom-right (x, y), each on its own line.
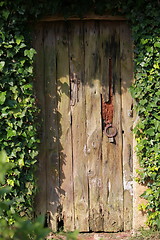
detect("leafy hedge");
top-left (128, 2), bottom-right (160, 229)
top-left (0, 0), bottom-right (159, 230)
top-left (0, 150), bottom-right (50, 239)
top-left (0, 1), bottom-right (39, 221)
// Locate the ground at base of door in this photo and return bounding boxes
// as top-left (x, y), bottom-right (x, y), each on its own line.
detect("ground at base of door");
top-left (47, 230), bottom-right (132, 240)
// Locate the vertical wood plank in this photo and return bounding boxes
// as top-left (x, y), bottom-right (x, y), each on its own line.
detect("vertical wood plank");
top-left (120, 22), bottom-right (134, 231)
top-left (68, 22), bottom-right (89, 231)
top-left (56, 22), bottom-right (74, 231)
top-left (44, 22), bottom-right (59, 232)
top-left (133, 117), bottom-right (147, 230)
top-left (33, 23), bottom-right (47, 217)
top-left (101, 22), bottom-right (124, 232)
top-left (100, 21), bottom-right (110, 103)
top-left (84, 21), bottom-right (103, 232)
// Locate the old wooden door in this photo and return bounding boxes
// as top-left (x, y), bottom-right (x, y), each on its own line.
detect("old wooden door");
top-left (33, 20), bottom-right (133, 232)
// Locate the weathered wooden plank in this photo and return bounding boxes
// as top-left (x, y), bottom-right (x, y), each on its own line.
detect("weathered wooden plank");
top-left (68, 21), bottom-right (89, 231)
top-left (40, 14), bottom-right (126, 22)
top-left (56, 22), bottom-right (74, 231)
top-left (120, 22), bottom-right (134, 231)
top-left (44, 22), bottom-right (59, 231)
top-left (133, 117), bottom-right (147, 230)
top-left (101, 22), bottom-right (124, 232)
top-left (84, 21), bottom-right (103, 232)
top-left (99, 21), bottom-right (110, 103)
top-left (32, 23), bottom-right (47, 217)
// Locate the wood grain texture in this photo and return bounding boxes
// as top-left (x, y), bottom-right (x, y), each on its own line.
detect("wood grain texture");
top-left (33, 23), bottom-right (47, 217)
top-left (100, 21), bottom-right (110, 103)
top-left (56, 22), bottom-right (74, 231)
top-left (101, 22), bottom-right (124, 232)
top-left (120, 22), bottom-right (134, 231)
top-left (40, 14), bottom-right (126, 22)
top-left (84, 21), bottom-right (103, 232)
top-left (68, 21), bottom-right (89, 231)
top-left (44, 23), bottom-right (59, 231)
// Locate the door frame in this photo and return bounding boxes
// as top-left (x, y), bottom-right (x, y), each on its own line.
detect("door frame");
top-left (33, 14), bottom-right (145, 232)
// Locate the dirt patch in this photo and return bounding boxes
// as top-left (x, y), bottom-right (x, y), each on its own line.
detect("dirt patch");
top-left (47, 231), bottom-right (132, 240)
top-left (78, 231), bottom-right (132, 240)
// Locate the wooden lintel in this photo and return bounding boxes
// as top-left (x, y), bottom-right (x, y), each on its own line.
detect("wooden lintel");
top-left (40, 14), bottom-right (126, 22)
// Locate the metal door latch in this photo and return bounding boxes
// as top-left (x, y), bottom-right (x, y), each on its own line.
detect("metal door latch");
top-left (104, 123), bottom-right (117, 143)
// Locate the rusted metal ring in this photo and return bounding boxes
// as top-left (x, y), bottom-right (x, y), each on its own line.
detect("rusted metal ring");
top-left (104, 124), bottom-right (117, 138)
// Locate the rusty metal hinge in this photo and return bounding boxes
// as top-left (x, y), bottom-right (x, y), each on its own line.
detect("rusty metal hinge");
top-left (70, 72), bottom-right (80, 106)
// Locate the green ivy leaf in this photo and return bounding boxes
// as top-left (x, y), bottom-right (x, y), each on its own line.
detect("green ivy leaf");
top-left (0, 91), bottom-right (6, 105)
top-left (18, 158), bottom-right (24, 167)
top-left (7, 129), bottom-right (17, 138)
top-left (0, 2), bottom-right (5, 7)
top-left (154, 42), bottom-right (160, 48)
top-left (7, 179), bottom-right (15, 186)
top-left (15, 35), bottom-right (24, 45)
top-left (0, 61), bottom-right (5, 71)
top-left (24, 48), bottom-right (36, 60)
top-left (2, 10), bottom-right (10, 20)
top-left (153, 113), bottom-right (160, 120)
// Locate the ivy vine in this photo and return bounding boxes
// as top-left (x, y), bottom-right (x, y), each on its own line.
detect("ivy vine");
top-left (128, 1), bottom-right (160, 229)
top-left (0, 0), bottom-right (39, 221)
top-left (0, 0), bottom-right (159, 229)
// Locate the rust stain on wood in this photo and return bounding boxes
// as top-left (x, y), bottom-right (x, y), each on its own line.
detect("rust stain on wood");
top-left (102, 58), bottom-right (114, 127)
top-left (101, 22), bottom-right (123, 232)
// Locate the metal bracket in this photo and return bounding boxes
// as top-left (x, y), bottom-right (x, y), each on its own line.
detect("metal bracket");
top-left (70, 72), bottom-right (80, 106)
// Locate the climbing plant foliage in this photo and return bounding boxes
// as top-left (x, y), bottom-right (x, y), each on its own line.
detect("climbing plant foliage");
top-left (0, 0), bottom-right (159, 230)
top-left (128, 1), bottom-right (160, 229)
top-left (0, 0), bottom-right (39, 221)
top-left (0, 150), bottom-right (50, 239)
